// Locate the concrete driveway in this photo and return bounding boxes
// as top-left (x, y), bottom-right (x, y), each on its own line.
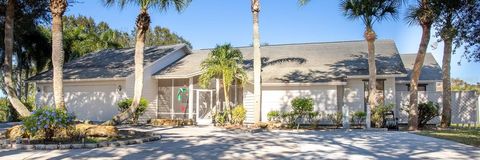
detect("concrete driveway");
top-left (0, 126), bottom-right (479, 160)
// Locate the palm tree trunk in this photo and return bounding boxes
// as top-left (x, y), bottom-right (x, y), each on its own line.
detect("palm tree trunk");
top-left (365, 29), bottom-right (377, 108)
top-left (3, 0), bottom-right (31, 117)
top-left (440, 36), bottom-right (453, 128)
top-left (105, 9), bottom-right (150, 125)
top-left (408, 24), bottom-right (431, 131)
top-left (50, 0), bottom-right (67, 111)
top-left (252, 0), bottom-right (262, 122)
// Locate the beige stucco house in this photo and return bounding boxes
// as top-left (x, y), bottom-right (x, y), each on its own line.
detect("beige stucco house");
top-left (28, 40), bottom-right (443, 124)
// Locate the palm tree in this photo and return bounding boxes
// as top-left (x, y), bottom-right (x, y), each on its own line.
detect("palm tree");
top-left (435, 0), bottom-right (474, 128)
top-left (251, 0), bottom-right (262, 122)
top-left (406, 0), bottom-right (439, 130)
top-left (199, 44), bottom-right (248, 113)
top-left (50, 0), bottom-right (68, 111)
top-left (339, 0), bottom-right (402, 126)
top-left (102, 0), bottom-right (191, 125)
top-left (3, 0), bottom-right (31, 117)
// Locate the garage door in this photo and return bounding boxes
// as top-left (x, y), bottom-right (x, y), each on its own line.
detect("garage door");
top-left (63, 84), bottom-right (125, 121)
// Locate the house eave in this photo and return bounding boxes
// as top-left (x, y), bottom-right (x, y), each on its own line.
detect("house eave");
top-left (153, 71), bottom-right (202, 79)
top-left (262, 82), bottom-right (347, 86)
top-left (347, 74), bottom-right (407, 79)
top-left (31, 77), bottom-right (126, 83)
top-left (395, 80), bottom-right (442, 84)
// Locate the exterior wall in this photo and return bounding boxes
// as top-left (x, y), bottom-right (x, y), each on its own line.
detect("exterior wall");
top-left (344, 77), bottom-right (396, 112)
top-left (35, 80), bottom-right (127, 121)
top-left (243, 84), bottom-right (255, 123)
top-left (259, 85), bottom-right (338, 122)
top-left (124, 48), bottom-right (187, 122)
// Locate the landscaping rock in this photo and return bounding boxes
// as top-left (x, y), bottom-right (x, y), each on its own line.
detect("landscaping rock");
top-left (45, 144), bottom-right (58, 150)
top-left (84, 143), bottom-right (98, 149)
top-left (85, 125), bottom-right (118, 138)
top-left (5, 125), bottom-right (28, 141)
top-left (98, 142), bottom-right (109, 147)
top-left (71, 144), bottom-right (83, 149)
top-left (58, 144), bottom-right (72, 149)
top-left (34, 144), bottom-right (46, 150)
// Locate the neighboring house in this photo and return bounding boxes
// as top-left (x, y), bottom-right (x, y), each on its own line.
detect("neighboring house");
top-left (28, 40), bottom-right (443, 124)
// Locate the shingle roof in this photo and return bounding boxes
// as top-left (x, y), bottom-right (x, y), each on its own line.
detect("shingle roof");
top-left (28, 44), bottom-right (186, 81)
top-left (155, 40), bottom-right (408, 83)
top-left (398, 53), bottom-right (442, 82)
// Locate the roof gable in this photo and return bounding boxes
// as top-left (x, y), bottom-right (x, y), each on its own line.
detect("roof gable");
top-left (29, 44), bottom-right (186, 81)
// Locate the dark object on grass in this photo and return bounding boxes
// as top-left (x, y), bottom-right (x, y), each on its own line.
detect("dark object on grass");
top-left (383, 111), bottom-right (399, 131)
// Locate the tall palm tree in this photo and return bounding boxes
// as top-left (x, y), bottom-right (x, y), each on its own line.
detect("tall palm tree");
top-left (50, 0), bottom-right (68, 111)
top-left (406, 0), bottom-right (438, 130)
top-left (199, 44), bottom-right (248, 113)
top-left (102, 0), bottom-right (191, 125)
top-left (3, 0), bottom-right (31, 117)
top-left (251, 0), bottom-right (262, 122)
top-left (339, 0), bottom-right (402, 125)
top-left (435, 0), bottom-right (474, 128)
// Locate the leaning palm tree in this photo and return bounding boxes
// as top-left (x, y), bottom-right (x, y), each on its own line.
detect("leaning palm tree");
top-left (339, 0), bottom-right (402, 126)
top-left (50, 0), bottom-right (68, 111)
top-left (102, 0), bottom-right (191, 125)
top-left (406, 0), bottom-right (439, 130)
top-left (199, 44), bottom-right (248, 114)
top-left (3, 0), bottom-right (31, 117)
top-left (251, 0), bottom-right (262, 123)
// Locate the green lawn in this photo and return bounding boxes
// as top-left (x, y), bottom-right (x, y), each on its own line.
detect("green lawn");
top-left (416, 129), bottom-right (480, 147)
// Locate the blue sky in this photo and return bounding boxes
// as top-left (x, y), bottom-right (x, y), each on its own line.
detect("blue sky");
top-left (66, 0), bottom-right (479, 83)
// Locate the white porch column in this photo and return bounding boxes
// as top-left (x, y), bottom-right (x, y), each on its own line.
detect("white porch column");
top-left (188, 77), bottom-right (194, 119)
top-left (342, 105), bottom-right (350, 129)
top-left (215, 78), bottom-right (220, 110)
top-left (366, 105), bottom-right (371, 129)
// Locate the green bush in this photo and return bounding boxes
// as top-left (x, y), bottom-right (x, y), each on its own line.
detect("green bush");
top-left (267, 110), bottom-right (280, 122)
top-left (280, 111), bottom-right (297, 128)
top-left (352, 111), bottom-right (366, 125)
top-left (328, 112), bottom-right (343, 128)
top-left (117, 98), bottom-right (149, 124)
top-left (22, 107), bottom-right (75, 141)
top-left (418, 101), bottom-right (439, 128)
top-left (231, 105), bottom-right (246, 125)
top-left (371, 104), bottom-right (394, 128)
top-left (214, 110), bottom-right (229, 126)
top-left (0, 103), bottom-right (10, 123)
top-left (291, 97), bottom-right (314, 114)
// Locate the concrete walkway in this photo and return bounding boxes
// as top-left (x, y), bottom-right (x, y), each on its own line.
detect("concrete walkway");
top-left (0, 126), bottom-right (479, 160)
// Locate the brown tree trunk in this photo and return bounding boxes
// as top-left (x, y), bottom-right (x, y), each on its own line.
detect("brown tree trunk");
top-left (440, 36), bottom-right (453, 128)
top-left (50, 0), bottom-right (67, 111)
top-left (105, 9), bottom-right (150, 125)
top-left (365, 28), bottom-right (377, 108)
top-left (252, 0), bottom-right (262, 123)
top-left (3, 0), bottom-right (31, 117)
top-left (408, 24), bottom-right (431, 131)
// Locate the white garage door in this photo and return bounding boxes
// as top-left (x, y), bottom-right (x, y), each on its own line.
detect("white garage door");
top-left (62, 84), bottom-right (125, 121)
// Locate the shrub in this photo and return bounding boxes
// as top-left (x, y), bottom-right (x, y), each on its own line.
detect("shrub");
top-left (214, 110), bottom-right (229, 126)
top-left (117, 98), bottom-right (149, 124)
top-left (231, 105), bottom-right (246, 125)
top-left (291, 97), bottom-right (314, 114)
top-left (0, 103), bottom-right (10, 122)
top-left (328, 112), bottom-right (343, 128)
top-left (371, 104), bottom-right (394, 128)
top-left (22, 107), bottom-right (75, 141)
top-left (418, 101), bottom-right (439, 128)
top-left (280, 111), bottom-right (297, 128)
top-left (352, 111), bottom-right (366, 125)
top-left (267, 110), bottom-right (280, 122)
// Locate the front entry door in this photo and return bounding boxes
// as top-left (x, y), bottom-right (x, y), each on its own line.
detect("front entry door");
top-left (196, 90), bottom-right (214, 125)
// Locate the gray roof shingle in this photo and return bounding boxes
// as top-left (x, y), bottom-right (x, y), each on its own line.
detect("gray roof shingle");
top-left (155, 40), bottom-right (408, 83)
top-left (28, 44), bottom-right (186, 81)
top-left (398, 53), bottom-right (442, 82)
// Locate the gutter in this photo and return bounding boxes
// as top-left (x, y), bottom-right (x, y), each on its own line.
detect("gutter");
top-left (30, 77), bottom-right (126, 83)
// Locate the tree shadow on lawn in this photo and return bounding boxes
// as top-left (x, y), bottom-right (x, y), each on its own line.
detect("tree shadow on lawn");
top-left (1, 130), bottom-right (479, 159)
